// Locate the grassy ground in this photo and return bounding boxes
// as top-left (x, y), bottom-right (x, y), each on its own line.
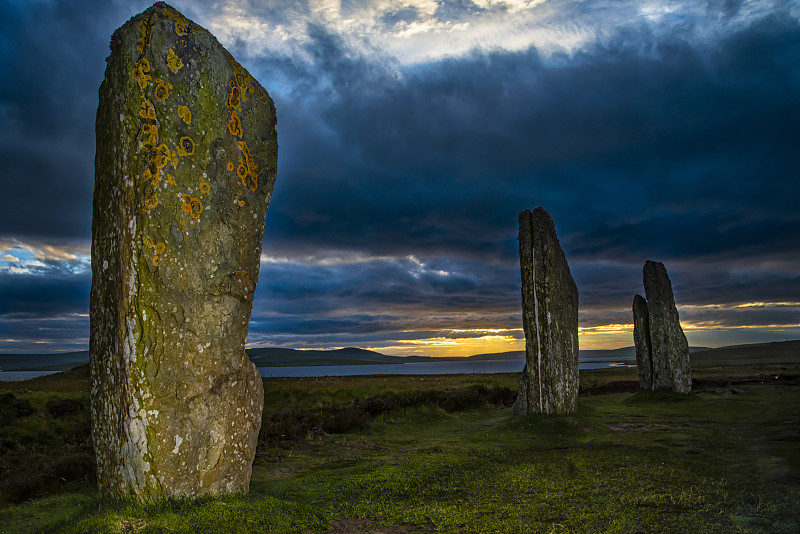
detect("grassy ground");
top-left (0, 355), bottom-right (798, 533)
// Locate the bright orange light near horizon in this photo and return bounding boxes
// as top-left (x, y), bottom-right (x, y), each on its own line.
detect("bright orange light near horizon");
top-left (376, 330), bottom-right (523, 358)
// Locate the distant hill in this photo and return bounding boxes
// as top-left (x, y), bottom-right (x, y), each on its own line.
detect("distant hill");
top-left (247, 347), bottom-right (415, 367)
top-left (691, 340), bottom-right (800, 368)
top-left (3, 340), bottom-right (796, 371)
top-left (0, 351), bottom-right (89, 372)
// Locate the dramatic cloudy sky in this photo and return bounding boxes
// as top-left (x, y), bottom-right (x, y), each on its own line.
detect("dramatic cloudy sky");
top-left (1, 0), bottom-right (798, 355)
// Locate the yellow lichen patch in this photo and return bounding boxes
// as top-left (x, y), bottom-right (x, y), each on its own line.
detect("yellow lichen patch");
top-left (174, 17), bottom-right (189, 36)
top-left (145, 236), bottom-right (155, 248)
top-left (199, 178), bottom-right (210, 194)
top-left (132, 58), bottom-right (152, 89)
top-left (181, 194), bottom-right (203, 219)
top-left (177, 136), bottom-right (195, 157)
top-left (137, 18), bottom-right (153, 53)
top-left (142, 124), bottom-right (159, 148)
top-left (152, 256), bottom-right (160, 267)
top-left (227, 162), bottom-right (234, 172)
top-left (234, 270), bottom-right (250, 280)
top-left (145, 192), bottom-right (159, 210)
top-left (227, 110), bottom-right (243, 138)
top-left (142, 168), bottom-right (159, 188)
top-left (154, 78), bottom-right (172, 102)
top-left (178, 105), bottom-right (192, 125)
top-left (155, 242), bottom-right (166, 255)
top-left (139, 99), bottom-right (156, 120)
top-left (152, 144), bottom-right (171, 170)
top-left (163, 7), bottom-right (190, 36)
top-left (237, 200), bottom-right (245, 207)
top-left (226, 83), bottom-right (241, 110)
top-left (167, 174), bottom-right (175, 184)
top-left (232, 60), bottom-right (255, 98)
top-left (166, 48), bottom-right (184, 73)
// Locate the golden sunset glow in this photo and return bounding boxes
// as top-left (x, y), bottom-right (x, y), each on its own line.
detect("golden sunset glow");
top-left (376, 329), bottom-right (523, 357)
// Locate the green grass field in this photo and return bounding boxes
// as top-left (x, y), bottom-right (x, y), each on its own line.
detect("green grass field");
top-left (0, 345), bottom-right (798, 533)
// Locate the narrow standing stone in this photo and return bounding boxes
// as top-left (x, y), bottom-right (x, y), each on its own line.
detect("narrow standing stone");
top-left (631, 261), bottom-right (692, 393)
top-left (90, 2), bottom-right (277, 499)
top-left (513, 207), bottom-right (579, 415)
top-left (632, 293), bottom-right (653, 390)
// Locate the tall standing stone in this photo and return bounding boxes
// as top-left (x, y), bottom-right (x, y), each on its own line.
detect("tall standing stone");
top-left (90, 2), bottom-right (277, 499)
top-left (632, 261), bottom-right (691, 393)
top-left (513, 207), bottom-right (579, 415)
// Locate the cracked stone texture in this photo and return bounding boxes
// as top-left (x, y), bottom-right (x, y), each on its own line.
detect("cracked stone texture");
top-left (90, 2), bottom-right (277, 499)
top-left (632, 261), bottom-right (692, 393)
top-left (512, 207), bottom-right (579, 415)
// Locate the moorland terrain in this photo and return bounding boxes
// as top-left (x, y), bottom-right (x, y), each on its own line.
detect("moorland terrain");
top-left (0, 340), bottom-right (798, 533)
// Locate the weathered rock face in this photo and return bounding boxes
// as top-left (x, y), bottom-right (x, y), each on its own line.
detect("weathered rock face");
top-left (90, 2), bottom-right (277, 499)
top-left (631, 261), bottom-right (691, 393)
top-left (513, 207), bottom-right (579, 415)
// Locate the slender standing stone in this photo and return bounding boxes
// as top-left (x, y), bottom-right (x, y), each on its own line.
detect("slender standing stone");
top-left (631, 261), bottom-right (691, 393)
top-left (90, 2), bottom-right (277, 499)
top-left (632, 293), bottom-right (653, 390)
top-left (513, 207), bottom-right (579, 415)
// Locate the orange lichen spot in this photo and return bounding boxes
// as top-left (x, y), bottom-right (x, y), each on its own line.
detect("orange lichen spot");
top-left (227, 110), bottom-right (243, 138)
top-left (234, 270), bottom-right (250, 280)
top-left (236, 140), bottom-right (259, 191)
top-left (139, 99), bottom-right (156, 120)
top-left (227, 162), bottom-right (234, 171)
top-left (142, 123), bottom-right (159, 148)
top-left (181, 194), bottom-right (203, 219)
top-left (232, 61), bottom-right (255, 97)
top-left (237, 140), bottom-right (253, 162)
top-left (166, 48), bottom-right (183, 73)
top-left (226, 84), bottom-right (241, 110)
top-left (199, 178), bottom-right (210, 194)
top-left (167, 173), bottom-right (175, 184)
top-left (177, 136), bottom-right (195, 157)
top-left (145, 192), bottom-right (159, 210)
top-left (236, 161), bottom-right (247, 182)
top-left (145, 236), bottom-right (155, 248)
top-left (132, 58), bottom-right (152, 89)
top-left (137, 18), bottom-right (153, 53)
top-left (155, 242), bottom-right (166, 254)
top-left (154, 78), bottom-right (172, 102)
top-left (152, 144), bottom-right (171, 170)
top-left (178, 105), bottom-right (192, 125)
top-left (238, 200), bottom-right (245, 207)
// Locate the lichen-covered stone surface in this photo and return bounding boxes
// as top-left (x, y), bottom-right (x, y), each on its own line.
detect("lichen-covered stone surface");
top-left (90, 2), bottom-right (276, 499)
top-left (512, 207), bottom-right (579, 415)
top-left (632, 261), bottom-right (691, 393)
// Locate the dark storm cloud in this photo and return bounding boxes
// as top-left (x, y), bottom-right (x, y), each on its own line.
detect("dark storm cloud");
top-left (1, 1), bottom-right (798, 351)
top-left (251, 255), bottom-right (518, 320)
top-left (0, 270), bottom-right (90, 317)
top-left (0, 0), bottom-right (159, 240)
top-left (253, 11), bottom-right (800, 276)
top-left (245, 9), bottom-right (800, 342)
